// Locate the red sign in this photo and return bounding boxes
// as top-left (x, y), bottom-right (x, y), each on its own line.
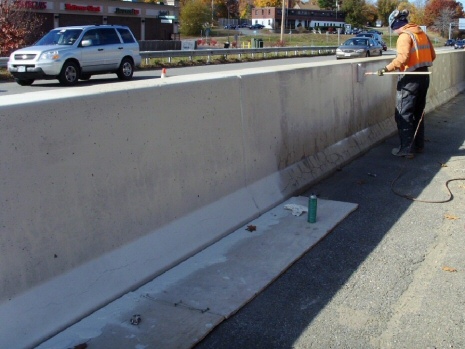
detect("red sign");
top-left (15, 1), bottom-right (47, 9)
top-left (64, 3), bottom-right (101, 12)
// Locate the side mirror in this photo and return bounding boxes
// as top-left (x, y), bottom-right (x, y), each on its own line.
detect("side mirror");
top-left (81, 39), bottom-right (92, 47)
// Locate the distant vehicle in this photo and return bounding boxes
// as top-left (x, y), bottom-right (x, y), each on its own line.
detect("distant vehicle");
top-left (445, 39), bottom-right (456, 46)
top-left (454, 40), bottom-right (465, 49)
top-left (366, 29), bottom-right (383, 36)
top-left (375, 20), bottom-right (383, 27)
top-left (8, 25), bottom-right (141, 86)
top-left (356, 32), bottom-right (387, 51)
top-left (248, 24), bottom-right (265, 30)
top-left (336, 37), bottom-right (383, 59)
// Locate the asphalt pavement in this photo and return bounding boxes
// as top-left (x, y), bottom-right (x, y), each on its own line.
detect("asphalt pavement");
top-left (194, 92), bottom-right (465, 349)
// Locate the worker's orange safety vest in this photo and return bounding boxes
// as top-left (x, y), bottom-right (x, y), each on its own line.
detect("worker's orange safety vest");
top-left (400, 30), bottom-right (434, 72)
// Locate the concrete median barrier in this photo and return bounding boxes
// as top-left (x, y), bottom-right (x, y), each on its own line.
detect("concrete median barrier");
top-left (0, 50), bottom-right (464, 349)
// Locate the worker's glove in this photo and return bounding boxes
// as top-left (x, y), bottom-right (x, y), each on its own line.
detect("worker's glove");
top-left (377, 67), bottom-right (388, 76)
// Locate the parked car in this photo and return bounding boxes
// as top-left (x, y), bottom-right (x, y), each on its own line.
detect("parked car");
top-left (8, 25), bottom-right (141, 86)
top-left (349, 28), bottom-right (362, 35)
top-left (454, 40), bottom-right (464, 49)
top-left (336, 37), bottom-right (383, 59)
top-left (445, 39), bottom-right (456, 46)
top-left (248, 24), bottom-right (265, 30)
top-left (367, 29), bottom-right (383, 36)
top-left (356, 32), bottom-right (387, 51)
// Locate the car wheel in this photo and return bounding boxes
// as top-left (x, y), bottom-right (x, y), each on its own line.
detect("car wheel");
top-left (58, 61), bottom-right (79, 86)
top-left (80, 74), bottom-right (92, 81)
top-left (15, 78), bottom-right (34, 86)
top-left (117, 58), bottom-right (134, 80)
top-left (366, 51), bottom-right (370, 57)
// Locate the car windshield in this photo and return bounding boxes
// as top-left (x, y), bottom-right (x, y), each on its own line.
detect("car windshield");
top-left (344, 39), bottom-right (367, 46)
top-left (35, 29), bottom-right (83, 46)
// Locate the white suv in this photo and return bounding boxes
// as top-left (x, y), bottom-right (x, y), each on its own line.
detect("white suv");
top-left (8, 25), bottom-right (142, 86)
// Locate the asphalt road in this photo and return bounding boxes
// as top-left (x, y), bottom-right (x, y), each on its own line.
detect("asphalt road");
top-left (2, 46), bottom-right (455, 97)
top-left (0, 52), bottom-right (396, 96)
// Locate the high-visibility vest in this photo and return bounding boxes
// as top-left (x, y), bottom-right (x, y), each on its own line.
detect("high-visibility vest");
top-left (400, 30), bottom-right (434, 72)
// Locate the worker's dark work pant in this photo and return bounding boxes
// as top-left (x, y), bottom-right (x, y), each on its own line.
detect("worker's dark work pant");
top-left (395, 71), bottom-right (430, 151)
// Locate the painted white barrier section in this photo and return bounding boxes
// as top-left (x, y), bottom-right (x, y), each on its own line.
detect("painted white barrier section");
top-left (0, 51), bottom-right (464, 349)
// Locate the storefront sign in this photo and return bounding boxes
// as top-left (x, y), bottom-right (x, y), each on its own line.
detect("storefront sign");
top-left (115, 7), bottom-right (140, 15)
top-left (64, 3), bottom-right (101, 12)
top-left (15, 1), bottom-right (47, 10)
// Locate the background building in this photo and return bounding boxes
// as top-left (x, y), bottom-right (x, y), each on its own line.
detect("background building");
top-left (252, 6), bottom-right (345, 31)
top-left (17, 0), bottom-right (179, 40)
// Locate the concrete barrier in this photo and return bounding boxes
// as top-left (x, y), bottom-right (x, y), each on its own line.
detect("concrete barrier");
top-left (0, 50), bottom-right (464, 349)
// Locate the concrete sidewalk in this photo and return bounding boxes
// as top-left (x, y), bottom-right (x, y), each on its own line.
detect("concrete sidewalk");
top-left (37, 92), bottom-right (465, 349)
top-left (36, 197), bottom-right (358, 349)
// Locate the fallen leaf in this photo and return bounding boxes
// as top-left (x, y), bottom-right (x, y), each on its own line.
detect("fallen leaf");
top-left (246, 225), bottom-right (256, 232)
top-left (442, 266), bottom-right (457, 272)
top-left (444, 214), bottom-right (459, 220)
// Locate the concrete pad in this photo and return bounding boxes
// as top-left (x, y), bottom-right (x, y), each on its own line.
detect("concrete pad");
top-left (36, 197), bottom-right (357, 349)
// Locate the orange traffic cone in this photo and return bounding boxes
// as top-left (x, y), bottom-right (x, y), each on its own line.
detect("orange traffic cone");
top-left (161, 68), bottom-right (167, 78)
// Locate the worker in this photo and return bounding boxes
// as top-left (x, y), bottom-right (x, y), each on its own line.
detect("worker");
top-left (378, 9), bottom-right (436, 158)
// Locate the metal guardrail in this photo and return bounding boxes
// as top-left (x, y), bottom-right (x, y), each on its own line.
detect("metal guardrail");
top-left (139, 45), bottom-right (337, 63)
top-left (0, 46), bottom-right (337, 69)
top-left (0, 57), bottom-right (8, 68)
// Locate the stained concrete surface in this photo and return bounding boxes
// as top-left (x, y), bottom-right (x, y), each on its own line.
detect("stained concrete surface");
top-left (36, 197), bottom-right (357, 349)
top-left (194, 92), bottom-right (465, 349)
top-left (35, 92), bottom-right (465, 349)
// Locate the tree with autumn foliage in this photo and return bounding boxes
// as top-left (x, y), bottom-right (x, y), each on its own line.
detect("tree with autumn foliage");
top-left (376, 0), bottom-right (399, 27)
top-left (238, 0), bottom-right (253, 19)
top-left (404, 0), bottom-right (426, 26)
top-left (424, 0), bottom-right (463, 27)
top-left (180, 0), bottom-right (211, 35)
top-left (254, 0), bottom-right (281, 7)
top-left (215, 0), bottom-right (239, 19)
top-left (0, 0), bottom-right (44, 56)
top-left (318, 0), bottom-right (336, 10)
top-left (342, 0), bottom-right (368, 27)
top-left (364, 3), bottom-right (378, 25)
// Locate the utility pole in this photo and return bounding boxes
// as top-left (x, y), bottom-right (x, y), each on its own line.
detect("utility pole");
top-left (280, 0), bottom-right (285, 42)
top-left (448, 22), bottom-right (457, 40)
